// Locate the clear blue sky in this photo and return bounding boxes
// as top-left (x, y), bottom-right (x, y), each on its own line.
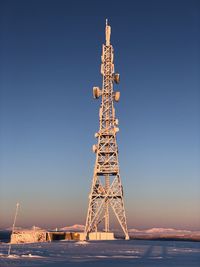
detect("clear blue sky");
top-left (0, 0), bottom-right (199, 230)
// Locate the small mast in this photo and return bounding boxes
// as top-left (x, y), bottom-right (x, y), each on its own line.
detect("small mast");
top-left (105, 19), bottom-right (111, 46)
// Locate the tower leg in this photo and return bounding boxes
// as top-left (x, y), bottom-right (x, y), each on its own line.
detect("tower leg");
top-left (105, 174), bottom-right (110, 232)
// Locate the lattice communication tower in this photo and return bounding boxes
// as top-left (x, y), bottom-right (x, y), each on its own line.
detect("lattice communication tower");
top-left (85, 20), bottom-right (129, 240)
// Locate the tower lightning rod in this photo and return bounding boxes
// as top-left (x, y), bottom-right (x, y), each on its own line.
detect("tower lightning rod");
top-left (105, 19), bottom-right (111, 46)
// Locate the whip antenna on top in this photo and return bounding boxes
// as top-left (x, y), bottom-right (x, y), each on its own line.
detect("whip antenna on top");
top-left (105, 19), bottom-right (111, 46)
top-left (8, 203), bottom-right (20, 257)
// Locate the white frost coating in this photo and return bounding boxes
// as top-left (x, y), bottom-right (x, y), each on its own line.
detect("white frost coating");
top-left (75, 241), bottom-right (89, 246)
top-left (11, 230), bottom-right (46, 244)
top-left (7, 254), bottom-right (20, 258)
top-left (21, 254), bottom-right (44, 258)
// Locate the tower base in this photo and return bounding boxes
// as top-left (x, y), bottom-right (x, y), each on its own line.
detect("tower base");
top-left (88, 232), bottom-right (115, 240)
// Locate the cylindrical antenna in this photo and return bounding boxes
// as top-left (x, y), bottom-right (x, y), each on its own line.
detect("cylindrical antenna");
top-left (105, 19), bottom-right (111, 46)
top-left (8, 203), bottom-right (20, 257)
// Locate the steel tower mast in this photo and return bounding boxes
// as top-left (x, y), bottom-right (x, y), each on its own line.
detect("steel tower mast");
top-left (85, 20), bottom-right (129, 240)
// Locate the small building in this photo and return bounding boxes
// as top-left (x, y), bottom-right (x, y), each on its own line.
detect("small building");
top-left (11, 230), bottom-right (46, 244)
top-left (88, 232), bottom-right (115, 240)
top-left (47, 232), bottom-right (86, 241)
top-left (10, 230), bottom-right (87, 244)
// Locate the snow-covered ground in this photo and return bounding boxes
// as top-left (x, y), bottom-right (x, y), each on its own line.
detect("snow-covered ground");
top-left (0, 240), bottom-right (199, 267)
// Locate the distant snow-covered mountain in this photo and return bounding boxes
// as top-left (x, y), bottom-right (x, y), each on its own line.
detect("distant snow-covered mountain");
top-left (59, 224), bottom-right (85, 232)
top-left (5, 226), bottom-right (45, 231)
top-left (129, 228), bottom-right (192, 234)
top-left (128, 227), bottom-right (200, 240)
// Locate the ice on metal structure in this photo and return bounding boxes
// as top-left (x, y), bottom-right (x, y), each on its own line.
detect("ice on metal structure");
top-left (85, 20), bottom-right (129, 240)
